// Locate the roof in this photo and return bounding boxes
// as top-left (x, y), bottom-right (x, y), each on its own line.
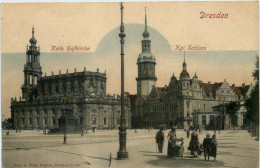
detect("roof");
top-left (180, 70), bottom-right (190, 78)
top-left (230, 85), bottom-right (250, 97)
top-left (199, 82), bottom-right (222, 95)
top-left (156, 87), bottom-right (168, 100)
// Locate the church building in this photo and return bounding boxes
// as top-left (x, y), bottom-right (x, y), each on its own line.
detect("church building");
top-left (10, 28), bottom-right (132, 130)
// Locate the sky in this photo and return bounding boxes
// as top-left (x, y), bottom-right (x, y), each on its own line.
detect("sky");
top-left (1, 2), bottom-right (259, 118)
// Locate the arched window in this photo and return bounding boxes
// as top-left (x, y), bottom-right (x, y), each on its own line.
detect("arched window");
top-left (104, 116), bottom-right (107, 125)
top-left (53, 117), bottom-right (56, 125)
top-left (91, 115), bottom-right (97, 125)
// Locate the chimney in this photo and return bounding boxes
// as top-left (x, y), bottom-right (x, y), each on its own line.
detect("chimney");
top-left (232, 84), bottom-right (235, 87)
top-left (208, 81), bottom-right (211, 84)
top-left (242, 83), bottom-right (245, 88)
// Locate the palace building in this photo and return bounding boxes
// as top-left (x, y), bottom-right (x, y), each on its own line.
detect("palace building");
top-left (10, 28), bottom-right (132, 130)
top-left (132, 12), bottom-right (253, 129)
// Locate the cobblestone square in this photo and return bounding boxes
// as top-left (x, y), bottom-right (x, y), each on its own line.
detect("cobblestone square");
top-left (2, 129), bottom-right (259, 168)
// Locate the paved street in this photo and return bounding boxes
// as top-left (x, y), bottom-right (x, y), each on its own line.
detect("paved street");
top-left (2, 129), bottom-right (259, 168)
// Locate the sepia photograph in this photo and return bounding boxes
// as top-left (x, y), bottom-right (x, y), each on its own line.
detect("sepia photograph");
top-left (1, 1), bottom-right (259, 168)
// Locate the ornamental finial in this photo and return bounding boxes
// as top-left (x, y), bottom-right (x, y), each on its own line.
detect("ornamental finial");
top-left (142, 7), bottom-right (150, 38)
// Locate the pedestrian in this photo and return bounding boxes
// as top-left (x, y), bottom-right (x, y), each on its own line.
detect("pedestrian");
top-left (186, 129), bottom-right (190, 139)
top-left (155, 127), bottom-right (164, 153)
top-left (211, 135), bottom-right (218, 161)
top-left (199, 127), bottom-right (202, 134)
top-left (92, 127), bottom-right (95, 134)
top-left (167, 127), bottom-right (177, 157)
top-left (6, 131), bottom-right (9, 136)
top-left (203, 133), bottom-right (211, 161)
top-left (81, 129), bottom-right (84, 136)
top-left (135, 129), bottom-right (137, 133)
top-left (16, 127), bottom-right (18, 133)
top-left (189, 131), bottom-right (199, 158)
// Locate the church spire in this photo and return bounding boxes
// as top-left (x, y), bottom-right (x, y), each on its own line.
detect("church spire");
top-left (142, 7), bottom-right (150, 38)
top-left (29, 26), bottom-right (37, 45)
top-left (182, 51), bottom-right (187, 70)
top-left (180, 51), bottom-right (189, 78)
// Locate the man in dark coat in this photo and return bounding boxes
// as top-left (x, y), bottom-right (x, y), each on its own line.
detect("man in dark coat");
top-left (189, 131), bottom-right (199, 157)
top-left (203, 133), bottom-right (211, 161)
top-left (186, 129), bottom-right (190, 139)
top-left (155, 127), bottom-right (164, 153)
top-left (211, 135), bottom-right (217, 161)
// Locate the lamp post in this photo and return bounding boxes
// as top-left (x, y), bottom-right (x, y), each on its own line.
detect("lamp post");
top-left (117, 2), bottom-right (128, 159)
top-left (149, 109), bottom-right (152, 132)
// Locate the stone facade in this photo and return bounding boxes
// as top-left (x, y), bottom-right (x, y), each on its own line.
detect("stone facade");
top-left (132, 14), bottom-right (253, 129)
top-left (133, 59), bottom-right (253, 129)
top-left (10, 28), bottom-right (131, 130)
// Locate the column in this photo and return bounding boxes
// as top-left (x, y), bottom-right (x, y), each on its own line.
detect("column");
top-left (44, 83), bottom-right (49, 97)
top-left (39, 107), bottom-right (44, 129)
top-left (14, 110), bottom-right (18, 128)
top-left (74, 80), bottom-right (79, 94)
top-left (206, 114), bottom-right (210, 126)
top-left (38, 84), bottom-right (42, 98)
top-left (59, 80), bottom-right (63, 95)
top-left (87, 107), bottom-right (91, 128)
top-left (32, 108), bottom-right (37, 129)
top-left (24, 74), bottom-right (27, 85)
top-left (32, 75), bottom-right (35, 85)
top-left (198, 114), bottom-right (202, 127)
top-left (24, 109), bottom-right (29, 129)
top-left (47, 107), bottom-right (52, 128)
top-left (82, 105), bottom-right (88, 128)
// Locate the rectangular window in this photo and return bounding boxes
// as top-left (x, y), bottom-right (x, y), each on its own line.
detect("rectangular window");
top-left (202, 115), bottom-right (206, 126)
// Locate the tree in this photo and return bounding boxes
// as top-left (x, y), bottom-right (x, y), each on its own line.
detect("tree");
top-left (245, 56), bottom-right (259, 138)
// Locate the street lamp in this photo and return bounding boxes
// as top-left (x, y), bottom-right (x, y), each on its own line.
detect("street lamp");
top-left (117, 2), bottom-right (128, 159)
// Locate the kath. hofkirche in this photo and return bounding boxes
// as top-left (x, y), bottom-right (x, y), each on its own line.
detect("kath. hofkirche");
top-left (10, 28), bottom-right (131, 130)
top-left (10, 10), bottom-right (253, 130)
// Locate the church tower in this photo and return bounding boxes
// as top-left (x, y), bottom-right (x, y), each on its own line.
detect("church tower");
top-left (21, 27), bottom-right (42, 101)
top-left (136, 8), bottom-right (157, 97)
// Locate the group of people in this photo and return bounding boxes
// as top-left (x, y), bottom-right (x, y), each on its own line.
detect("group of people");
top-left (155, 127), bottom-right (178, 156)
top-left (155, 127), bottom-right (218, 161)
top-left (188, 129), bottom-right (218, 161)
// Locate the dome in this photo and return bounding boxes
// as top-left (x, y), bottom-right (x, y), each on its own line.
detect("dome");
top-left (29, 36), bottom-right (37, 44)
top-left (137, 52), bottom-right (156, 63)
top-left (29, 28), bottom-right (37, 45)
top-left (180, 69), bottom-right (190, 78)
